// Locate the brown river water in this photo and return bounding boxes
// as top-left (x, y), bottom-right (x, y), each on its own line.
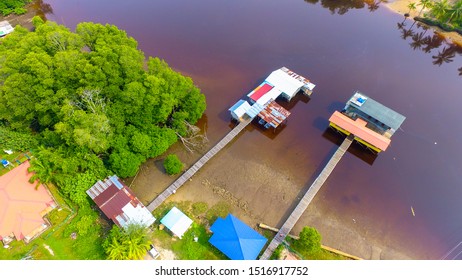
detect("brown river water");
top-left (32, 0), bottom-right (462, 259)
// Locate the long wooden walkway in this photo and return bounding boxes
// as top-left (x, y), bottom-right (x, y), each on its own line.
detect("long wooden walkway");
top-left (259, 134), bottom-right (354, 260)
top-left (147, 117), bottom-right (253, 212)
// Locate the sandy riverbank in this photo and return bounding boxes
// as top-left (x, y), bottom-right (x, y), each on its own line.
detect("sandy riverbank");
top-left (385, 0), bottom-right (462, 47)
top-left (130, 138), bottom-right (418, 260)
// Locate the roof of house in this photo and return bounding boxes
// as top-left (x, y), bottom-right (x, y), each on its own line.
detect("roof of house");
top-left (265, 68), bottom-right (305, 98)
top-left (247, 82), bottom-right (274, 102)
top-left (229, 100), bottom-right (251, 119)
top-left (86, 175), bottom-right (155, 228)
top-left (209, 214), bottom-right (267, 260)
top-left (160, 207), bottom-right (193, 239)
top-left (0, 21), bottom-right (14, 37)
top-left (0, 161), bottom-right (56, 241)
top-left (258, 100), bottom-right (291, 128)
top-left (329, 111), bottom-right (391, 151)
top-left (347, 91), bottom-right (406, 131)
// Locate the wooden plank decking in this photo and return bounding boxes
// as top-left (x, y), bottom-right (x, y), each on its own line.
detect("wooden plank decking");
top-left (259, 134), bottom-right (354, 260)
top-left (146, 117), bottom-right (253, 212)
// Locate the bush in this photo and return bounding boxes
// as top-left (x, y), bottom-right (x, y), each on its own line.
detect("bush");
top-left (13, 7), bottom-right (27, 14)
top-left (163, 154), bottom-right (183, 175)
top-left (292, 226), bottom-right (322, 255)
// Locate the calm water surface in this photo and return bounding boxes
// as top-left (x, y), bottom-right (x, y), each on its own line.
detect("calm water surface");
top-left (38, 0), bottom-right (462, 259)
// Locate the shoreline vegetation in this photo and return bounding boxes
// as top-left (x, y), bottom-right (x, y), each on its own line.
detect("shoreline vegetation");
top-left (386, 0), bottom-right (462, 47)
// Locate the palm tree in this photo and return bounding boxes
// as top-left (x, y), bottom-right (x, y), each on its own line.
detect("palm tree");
top-left (447, 1), bottom-right (462, 25)
top-left (106, 237), bottom-right (127, 260)
top-left (408, 2), bottom-right (417, 15)
top-left (431, 0), bottom-right (451, 22)
top-left (104, 224), bottom-right (151, 260)
top-left (28, 157), bottom-right (54, 188)
top-left (418, 0), bottom-right (433, 16)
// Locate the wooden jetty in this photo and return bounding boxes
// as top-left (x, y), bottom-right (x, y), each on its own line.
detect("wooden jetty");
top-left (146, 117), bottom-right (252, 212)
top-left (259, 134), bottom-right (354, 260)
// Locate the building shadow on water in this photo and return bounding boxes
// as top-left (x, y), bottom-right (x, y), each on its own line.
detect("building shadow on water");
top-left (322, 128), bottom-right (378, 166)
top-left (226, 93), bottom-right (312, 140)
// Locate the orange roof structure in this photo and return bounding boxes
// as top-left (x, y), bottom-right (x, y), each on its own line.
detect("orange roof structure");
top-left (0, 161), bottom-right (56, 242)
top-left (329, 111), bottom-right (391, 152)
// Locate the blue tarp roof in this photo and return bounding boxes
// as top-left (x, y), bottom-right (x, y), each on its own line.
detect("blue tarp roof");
top-left (209, 214), bottom-right (267, 260)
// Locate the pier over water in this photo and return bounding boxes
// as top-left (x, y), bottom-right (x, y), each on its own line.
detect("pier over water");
top-left (259, 134), bottom-right (354, 260)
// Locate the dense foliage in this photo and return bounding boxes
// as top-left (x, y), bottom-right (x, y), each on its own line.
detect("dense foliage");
top-left (163, 154), bottom-right (184, 175)
top-left (0, 0), bottom-right (31, 16)
top-left (415, 0), bottom-right (462, 29)
top-left (103, 224), bottom-right (151, 260)
top-left (293, 226), bottom-right (322, 255)
top-left (0, 18), bottom-right (206, 206)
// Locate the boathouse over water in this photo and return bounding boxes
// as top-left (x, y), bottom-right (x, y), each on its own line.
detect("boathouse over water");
top-left (329, 91), bottom-right (406, 153)
top-left (229, 67), bottom-right (315, 129)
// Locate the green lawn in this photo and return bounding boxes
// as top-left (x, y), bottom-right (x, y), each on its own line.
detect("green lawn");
top-left (0, 150), bottom-right (30, 176)
top-left (151, 201), bottom-right (230, 260)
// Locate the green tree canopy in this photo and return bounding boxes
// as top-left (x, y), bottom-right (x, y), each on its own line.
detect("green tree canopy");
top-left (103, 224), bottom-right (152, 260)
top-left (0, 19), bottom-right (206, 203)
top-left (293, 226), bottom-right (322, 255)
top-left (163, 154), bottom-right (184, 175)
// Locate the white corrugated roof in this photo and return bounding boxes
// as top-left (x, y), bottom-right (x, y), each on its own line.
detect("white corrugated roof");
top-left (265, 69), bottom-right (304, 98)
top-left (118, 203), bottom-right (156, 228)
top-left (229, 100), bottom-right (251, 119)
top-left (160, 207), bottom-right (193, 239)
top-left (0, 21), bottom-right (14, 37)
top-left (256, 87), bottom-right (282, 106)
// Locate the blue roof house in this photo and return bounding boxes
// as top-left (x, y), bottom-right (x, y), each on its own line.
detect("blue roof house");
top-left (209, 214), bottom-right (267, 260)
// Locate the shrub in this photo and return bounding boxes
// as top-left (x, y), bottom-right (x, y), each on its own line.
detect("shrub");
top-left (292, 226), bottom-right (322, 255)
top-left (163, 154), bottom-right (183, 175)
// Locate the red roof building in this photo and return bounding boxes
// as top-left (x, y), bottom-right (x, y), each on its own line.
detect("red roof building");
top-left (0, 161), bottom-right (56, 243)
top-left (86, 175), bottom-right (155, 228)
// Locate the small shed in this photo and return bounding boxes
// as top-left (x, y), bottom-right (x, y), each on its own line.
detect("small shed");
top-left (229, 100), bottom-right (251, 121)
top-left (209, 214), bottom-right (267, 260)
top-left (160, 207), bottom-right (193, 239)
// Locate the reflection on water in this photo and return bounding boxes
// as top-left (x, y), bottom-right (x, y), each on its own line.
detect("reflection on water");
top-left (397, 18), bottom-right (462, 76)
top-left (32, 0), bottom-right (53, 21)
top-left (304, 0), bottom-right (383, 14)
top-left (33, 0), bottom-right (462, 259)
top-left (322, 128), bottom-right (378, 165)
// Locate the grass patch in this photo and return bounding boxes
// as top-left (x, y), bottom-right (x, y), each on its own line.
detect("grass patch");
top-left (151, 201), bottom-right (229, 260)
top-left (0, 151), bottom-right (30, 176)
top-left (205, 201), bottom-right (231, 224)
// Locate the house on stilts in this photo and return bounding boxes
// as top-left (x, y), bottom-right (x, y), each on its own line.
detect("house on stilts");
top-left (329, 91), bottom-right (406, 153)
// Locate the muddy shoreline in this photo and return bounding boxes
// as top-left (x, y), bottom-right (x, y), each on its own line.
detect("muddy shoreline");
top-left (130, 136), bottom-right (418, 260)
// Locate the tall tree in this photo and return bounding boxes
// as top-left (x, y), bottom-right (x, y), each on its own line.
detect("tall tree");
top-left (418, 0), bottom-right (433, 16)
top-left (103, 224), bottom-right (152, 260)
